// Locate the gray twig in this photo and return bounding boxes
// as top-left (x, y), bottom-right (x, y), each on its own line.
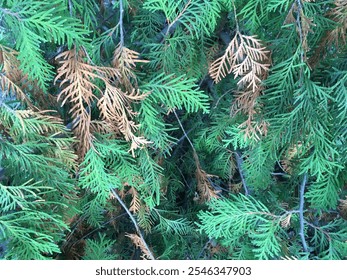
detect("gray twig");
top-left (299, 173), bottom-right (308, 252)
top-left (296, 0), bottom-right (305, 85)
top-left (110, 189), bottom-right (155, 260)
top-left (68, 0), bottom-right (73, 17)
top-left (235, 150), bottom-right (249, 196)
top-left (119, 0), bottom-right (124, 47)
top-left (197, 238), bottom-right (213, 259)
top-left (173, 110), bottom-right (196, 153)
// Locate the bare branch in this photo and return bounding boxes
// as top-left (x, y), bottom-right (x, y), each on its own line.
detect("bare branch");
top-left (119, 0), bottom-right (125, 47)
top-left (235, 150), bottom-right (250, 196)
top-left (299, 173), bottom-right (309, 252)
top-left (173, 110), bottom-right (196, 153)
top-left (110, 189), bottom-right (155, 260)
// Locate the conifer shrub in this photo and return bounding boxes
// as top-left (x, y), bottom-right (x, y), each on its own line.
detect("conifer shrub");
top-left (0, 0), bottom-right (346, 260)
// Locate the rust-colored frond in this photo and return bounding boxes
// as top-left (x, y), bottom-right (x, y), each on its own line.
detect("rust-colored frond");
top-left (209, 36), bottom-right (238, 83)
top-left (55, 48), bottom-right (99, 156)
top-left (231, 34), bottom-right (270, 91)
top-left (112, 44), bottom-right (148, 90)
top-left (127, 186), bottom-right (141, 214)
top-left (126, 233), bottom-right (152, 260)
top-left (98, 83), bottom-right (150, 156)
top-left (0, 45), bottom-right (21, 81)
top-left (0, 74), bottom-right (32, 106)
top-left (237, 117), bottom-right (269, 141)
top-left (90, 120), bottom-right (114, 135)
top-left (195, 167), bottom-right (220, 203)
top-left (55, 47), bottom-right (149, 157)
top-left (98, 86), bottom-right (147, 122)
top-left (330, 0), bottom-right (347, 44)
top-left (338, 196), bottom-right (347, 219)
top-left (210, 32), bottom-right (270, 140)
top-left (0, 45), bottom-right (37, 108)
top-left (209, 32), bottom-right (269, 85)
top-left (280, 214), bottom-right (292, 229)
top-left (193, 151), bottom-right (220, 203)
top-left (55, 48), bottom-right (99, 110)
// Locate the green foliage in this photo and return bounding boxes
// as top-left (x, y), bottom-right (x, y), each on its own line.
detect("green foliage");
top-left (197, 195), bottom-right (286, 260)
top-left (0, 0), bottom-right (88, 91)
top-left (143, 0), bottom-right (221, 38)
top-left (83, 233), bottom-right (117, 260)
top-left (0, 0), bottom-right (346, 260)
top-left (142, 73), bottom-right (210, 113)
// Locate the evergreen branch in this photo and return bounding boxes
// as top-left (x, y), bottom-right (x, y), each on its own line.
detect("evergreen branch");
top-left (165, 0), bottom-right (192, 36)
top-left (1, 0), bottom-right (346, 261)
top-left (299, 173), bottom-right (308, 252)
top-left (110, 189), bottom-right (155, 260)
top-left (143, 73), bottom-right (209, 113)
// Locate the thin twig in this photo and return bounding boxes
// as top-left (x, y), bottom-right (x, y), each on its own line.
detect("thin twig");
top-left (235, 150), bottom-right (249, 196)
top-left (213, 90), bottom-right (231, 109)
top-left (119, 0), bottom-right (125, 47)
top-left (305, 221), bottom-right (331, 241)
top-left (70, 213), bottom-right (128, 247)
top-left (177, 166), bottom-right (191, 191)
top-left (81, 46), bottom-right (96, 66)
top-left (173, 110), bottom-right (197, 153)
top-left (165, 0), bottom-right (191, 37)
top-left (110, 189), bottom-right (155, 260)
top-left (232, 0), bottom-right (239, 32)
top-left (197, 238), bottom-right (213, 259)
top-left (299, 173), bottom-right (308, 252)
top-left (271, 172), bottom-right (290, 177)
top-left (296, 0), bottom-right (305, 84)
top-left (0, 8), bottom-right (21, 20)
top-left (68, 0), bottom-right (73, 17)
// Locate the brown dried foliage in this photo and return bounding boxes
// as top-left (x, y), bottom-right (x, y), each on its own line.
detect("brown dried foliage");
top-left (193, 152), bottom-right (220, 202)
top-left (338, 196), bottom-right (347, 219)
top-left (285, 3), bottom-right (316, 58)
top-left (126, 233), bottom-right (152, 260)
top-left (127, 186), bottom-right (141, 214)
top-left (112, 44), bottom-right (148, 91)
top-left (0, 45), bottom-right (36, 108)
top-left (309, 0), bottom-right (347, 67)
top-left (209, 32), bottom-right (270, 140)
top-left (280, 214), bottom-right (292, 228)
top-left (55, 46), bottom-right (150, 157)
top-left (55, 48), bottom-right (99, 156)
top-left (331, 0), bottom-right (347, 44)
top-left (209, 32), bottom-right (269, 87)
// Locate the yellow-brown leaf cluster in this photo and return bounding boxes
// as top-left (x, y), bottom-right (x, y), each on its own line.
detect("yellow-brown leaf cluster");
top-left (126, 233), bottom-right (153, 260)
top-left (55, 46), bottom-right (149, 157)
top-left (209, 32), bottom-right (270, 140)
